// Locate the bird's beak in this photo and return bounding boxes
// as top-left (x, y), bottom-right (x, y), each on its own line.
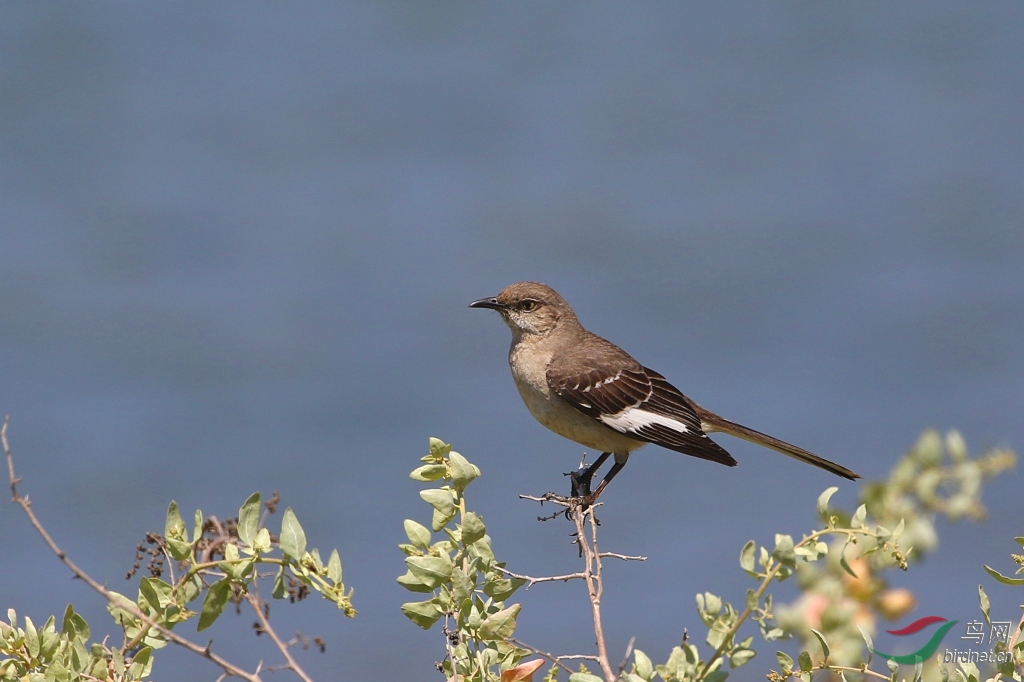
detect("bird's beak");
top-left (469, 296), bottom-right (507, 311)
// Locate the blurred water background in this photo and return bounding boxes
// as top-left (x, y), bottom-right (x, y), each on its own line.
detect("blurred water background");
top-left (1, 3), bottom-right (1022, 680)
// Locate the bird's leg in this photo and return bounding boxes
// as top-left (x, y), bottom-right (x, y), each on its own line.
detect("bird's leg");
top-left (568, 451), bottom-right (611, 498)
top-left (586, 453), bottom-right (629, 501)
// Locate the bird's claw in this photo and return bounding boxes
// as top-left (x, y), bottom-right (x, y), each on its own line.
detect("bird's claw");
top-left (567, 468), bottom-right (594, 498)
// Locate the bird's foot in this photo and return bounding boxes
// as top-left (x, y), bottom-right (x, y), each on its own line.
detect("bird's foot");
top-left (563, 471), bottom-right (603, 520)
top-left (566, 467), bottom-right (594, 498)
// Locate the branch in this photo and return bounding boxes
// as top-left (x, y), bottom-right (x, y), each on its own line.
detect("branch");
top-left (787, 664), bottom-right (894, 682)
top-left (571, 505), bottom-right (616, 682)
top-left (505, 638), bottom-right (584, 675)
top-left (597, 552), bottom-right (646, 562)
top-left (3, 416), bottom-right (264, 682)
top-left (248, 589), bottom-right (314, 682)
top-left (519, 491), bottom-right (640, 682)
top-left (496, 566), bottom-right (585, 587)
top-left (699, 525), bottom-right (878, 680)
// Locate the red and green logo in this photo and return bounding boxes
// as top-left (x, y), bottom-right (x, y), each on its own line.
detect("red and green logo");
top-left (872, 616), bottom-right (958, 664)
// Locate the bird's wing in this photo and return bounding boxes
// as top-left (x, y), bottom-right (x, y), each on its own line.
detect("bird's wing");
top-left (546, 360), bottom-right (737, 467)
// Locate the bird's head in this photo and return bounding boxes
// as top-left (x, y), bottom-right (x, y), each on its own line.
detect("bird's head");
top-left (469, 281), bottom-right (575, 337)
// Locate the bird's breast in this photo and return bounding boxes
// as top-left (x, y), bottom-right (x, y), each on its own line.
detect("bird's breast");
top-left (507, 339), bottom-right (644, 454)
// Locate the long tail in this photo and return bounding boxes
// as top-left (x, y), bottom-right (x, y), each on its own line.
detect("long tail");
top-left (696, 408), bottom-right (860, 481)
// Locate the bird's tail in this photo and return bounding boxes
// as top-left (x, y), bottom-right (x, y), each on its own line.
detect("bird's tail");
top-left (696, 409), bottom-right (860, 481)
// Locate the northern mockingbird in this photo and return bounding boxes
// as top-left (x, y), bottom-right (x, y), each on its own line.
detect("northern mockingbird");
top-left (470, 281), bottom-right (859, 499)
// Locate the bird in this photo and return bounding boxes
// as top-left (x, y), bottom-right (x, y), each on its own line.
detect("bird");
top-left (469, 281), bottom-right (859, 500)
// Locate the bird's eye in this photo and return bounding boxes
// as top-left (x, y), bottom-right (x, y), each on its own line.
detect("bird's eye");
top-left (520, 299), bottom-right (538, 312)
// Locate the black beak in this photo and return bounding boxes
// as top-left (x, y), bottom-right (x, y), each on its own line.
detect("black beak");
top-left (469, 296), bottom-right (506, 311)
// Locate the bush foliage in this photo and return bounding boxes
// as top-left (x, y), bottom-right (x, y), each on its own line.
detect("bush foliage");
top-left (2, 421), bottom-right (1020, 682)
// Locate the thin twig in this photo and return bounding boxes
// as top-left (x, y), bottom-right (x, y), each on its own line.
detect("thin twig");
top-left (441, 613), bottom-right (461, 679)
top-left (505, 638), bottom-right (580, 674)
top-left (597, 552), bottom-right (646, 562)
top-left (3, 416), bottom-right (263, 682)
top-left (248, 589), bottom-right (314, 682)
top-left (496, 566), bottom-right (585, 587)
top-left (814, 664), bottom-right (895, 681)
top-left (518, 493), bottom-right (572, 506)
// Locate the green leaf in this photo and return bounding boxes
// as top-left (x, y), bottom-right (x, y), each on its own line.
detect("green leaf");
top-left (139, 577), bottom-right (173, 611)
top-left (839, 552), bottom-right (859, 578)
top-left (24, 615), bottom-right (40, 657)
top-left (253, 527), bottom-right (272, 553)
top-left (396, 570), bottom-right (434, 593)
top-left (327, 549), bottom-right (343, 584)
top-left (810, 629), bottom-right (830, 661)
top-left (428, 437), bottom-right (451, 458)
top-left (310, 548), bottom-right (324, 571)
top-left (70, 616), bottom-right (90, 645)
top-left (634, 649), bottom-right (654, 679)
top-left (850, 504), bottom-right (867, 529)
top-left (730, 648), bottom-right (756, 668)
top-left (1014, 537), bottom-right (1024, 547)
top-left (772, 534), bottom-right (796, 568)
top-left (797, 650), bottom-right (813, 672)
top-left (431, 508), bottom-right (456, 532)
top-left (568, 674), bottom-right (604, 682)
top-left (129, 646), bottom-right (154, 679)
top-left (449, 451), bottom-right (480, 491)
top-left (461, 512), bottom-right (486, 546)
top-left (61, 604), bottom-right (89, 642)
top-left (483, 576), bottom-right (525, 601)
top-left (984, 564), bottom-right (1024, 585)
top-left (452, 567), bottom-right (474, 607)
top-left (478, 603), bottom-right (521, 640)
top-left (422, 489), bottom-right (457, 531)
top-left (857, 625), bottom-right (874, 666)
top-left (817, 486), bottom-right (839, 518)
top-left (410, 464), bottom-right (447, 481)
top-left (776, 651), bottom-right (794, 672)
top-left (703, 671), bottom-right (729, 682)
top-left (703, 592), bottom-right (722, 617)
top-left (405, 555), bottom-right (453, 589)
top-left (165, 535), bottom-right (192, 561)
top-left (165, 500), bottom-right (186, 539)
top-left (404, 519), bottom-right (432, 549)
top-left (891, 517), bottom-right (905, 542)
top-left (193, 509), bottom-right (204, 547)
top-left (279, 507), bottom-right (307, 558)
top-left (401, 599), bottom-right (443, 629)
top-left (420, 488), bottom-right (456, 516)
top-left (794, 542), bottom-right (828, 562)
top-left (272, 566), bottom-right (287, 599)
top-left (979, 585), bottom-right (991, 626)
top-left (164, 501), bottom-right (192, 560)
top-left (739, 540), bottom-right (757, 577)
top-left (181, 574), bottom-right (203, 603)
top-left (198, 579), bottom-right (231, 631)
top-left (706, 622), bottom-right (729, 649)
top-left (237, 492), bottom-right (261, 546)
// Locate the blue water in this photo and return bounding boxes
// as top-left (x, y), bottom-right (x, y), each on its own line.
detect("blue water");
top-left (1, 4), bottom-right (1022, 680)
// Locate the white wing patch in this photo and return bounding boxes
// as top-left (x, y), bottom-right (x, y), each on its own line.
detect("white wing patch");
top-left (600, 407), bottom-right (689, 434)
